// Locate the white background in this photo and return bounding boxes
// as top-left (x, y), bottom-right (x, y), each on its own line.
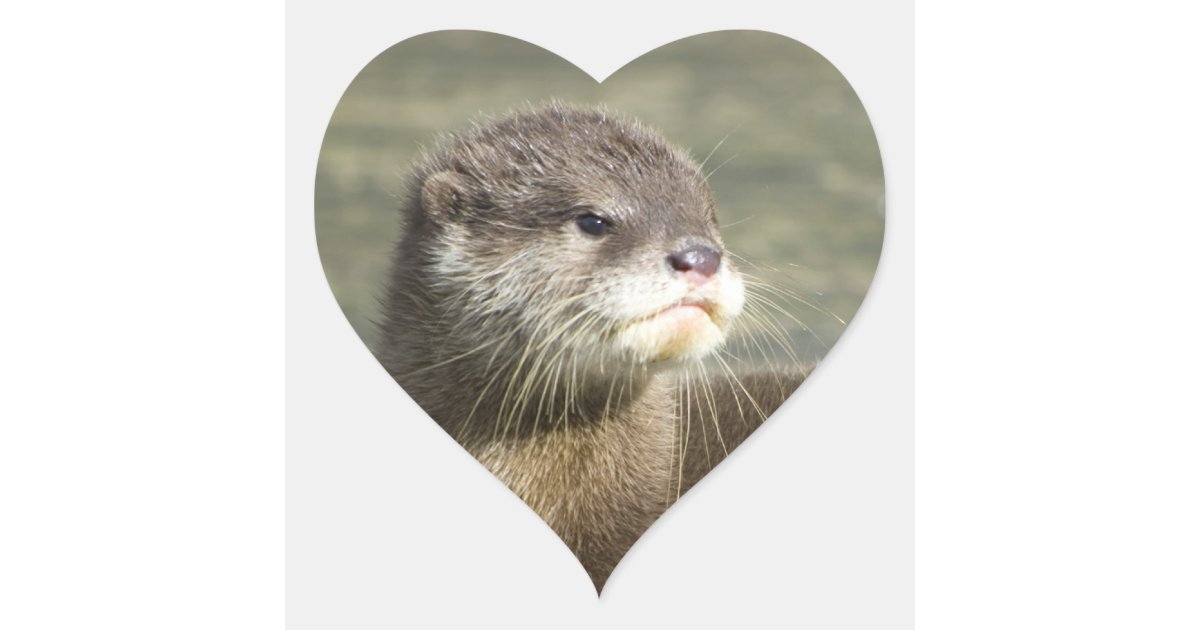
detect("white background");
top-left (2, 1), bottom-right (1198, 629)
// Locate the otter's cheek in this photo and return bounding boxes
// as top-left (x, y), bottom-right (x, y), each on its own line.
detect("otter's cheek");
top-left (716, 272), bottom-right (746, 323)
top-left (617, 306), bottom-right (725, 362)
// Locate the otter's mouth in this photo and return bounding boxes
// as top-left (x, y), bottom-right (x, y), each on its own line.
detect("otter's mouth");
top-left (617, 297), bottom-right (728, 362)
top-left (642, 298), bottom-right (716, 324)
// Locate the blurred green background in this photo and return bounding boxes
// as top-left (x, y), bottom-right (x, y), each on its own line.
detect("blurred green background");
top-left (316, 30), bottom-right (883, 364)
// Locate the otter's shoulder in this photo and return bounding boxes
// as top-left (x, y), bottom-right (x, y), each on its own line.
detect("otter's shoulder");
top-left (673, 364), bottom-right (813, 496)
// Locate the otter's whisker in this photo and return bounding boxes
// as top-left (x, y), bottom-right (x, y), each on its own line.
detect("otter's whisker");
top-left (696, 360), bottom-right (729, 457)
top-left (676, 366), bottom-right (690, 503)
top-left (703, 153), bottom-right (739, 182)
top-left (402, 333), bottom-right (511, 377)
top-left (740, 297), bottom-right (805, 366)
top-left (494, 294), bottom-right (598, 440)
top-left (687, 363), bottom-right (712, 471)
top-left (713, 350), bottom-right (752, 429)
top-left (720, 214), bottom-right (757, 229)
top-left (698, 121), bottom-right (746, 170)
top-left (712, 352), bottom-right (769, 423)
top-left (735, 263), bottom-right (848, 327)
top-left (745, 289), bottom-right (830, 351)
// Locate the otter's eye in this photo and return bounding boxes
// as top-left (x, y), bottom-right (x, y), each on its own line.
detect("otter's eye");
top-left (575, 212), bottom-right (612, 237)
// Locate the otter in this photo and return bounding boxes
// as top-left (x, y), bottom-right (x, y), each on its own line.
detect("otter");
top-left (376, 103), bottom-right (808, 592)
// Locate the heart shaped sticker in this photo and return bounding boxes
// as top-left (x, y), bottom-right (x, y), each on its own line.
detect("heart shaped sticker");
top-left (315, 30), bottom-right (883, 593)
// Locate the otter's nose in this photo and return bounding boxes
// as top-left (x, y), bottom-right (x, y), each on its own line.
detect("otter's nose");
top-left (668, 244), bottom-right (722, 278)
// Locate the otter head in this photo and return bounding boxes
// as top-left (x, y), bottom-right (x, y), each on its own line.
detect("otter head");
top-left (410, 104), bottom-right (745, 371)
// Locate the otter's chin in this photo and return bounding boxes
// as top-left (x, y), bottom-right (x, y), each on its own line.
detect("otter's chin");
top-left (616, 304), bottom-right (727, 363)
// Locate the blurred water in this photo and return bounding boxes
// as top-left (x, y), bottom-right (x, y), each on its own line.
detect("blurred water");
top-left (316, 30), bottom-right (883, 365)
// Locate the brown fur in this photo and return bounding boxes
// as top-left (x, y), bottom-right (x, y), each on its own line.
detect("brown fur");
top-left (376, 103), bottom-right (807, 592)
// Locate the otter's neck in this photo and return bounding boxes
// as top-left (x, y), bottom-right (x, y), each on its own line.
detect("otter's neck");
top-left (379, 279), bottom-right (679, 590)
top-left (387, 321), bottom-right (670, 448)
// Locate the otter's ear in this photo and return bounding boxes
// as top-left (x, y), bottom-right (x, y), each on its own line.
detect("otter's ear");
top-left (420, 171), bottom-right (467, 218)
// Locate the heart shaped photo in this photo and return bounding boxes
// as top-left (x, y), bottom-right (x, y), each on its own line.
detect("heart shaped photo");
top-left (315, 30), bottom-right (883, 593)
